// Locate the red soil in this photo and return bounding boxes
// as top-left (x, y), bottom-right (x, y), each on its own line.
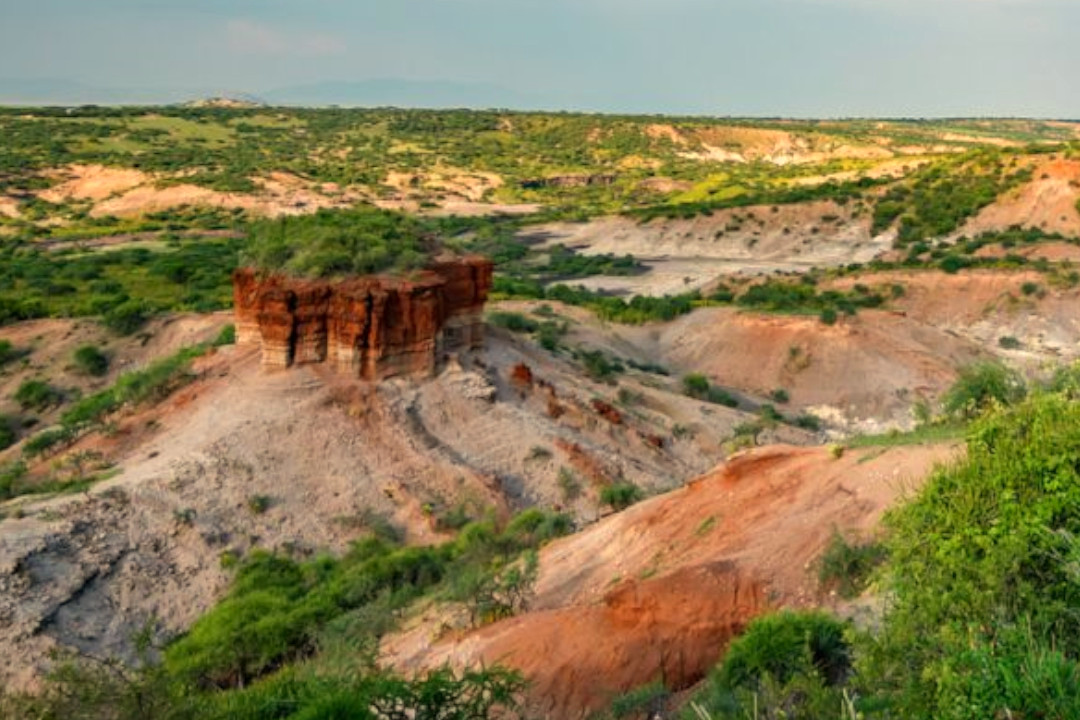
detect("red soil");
top-left (385, 442), bottom-right (957, 718)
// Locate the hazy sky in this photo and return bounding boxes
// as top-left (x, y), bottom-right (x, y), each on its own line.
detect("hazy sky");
top-left (2, 0), bottom-right (1079, 116)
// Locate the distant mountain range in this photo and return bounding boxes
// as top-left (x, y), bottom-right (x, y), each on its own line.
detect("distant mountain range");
top-left (0, 77), bottom-right (546, 109)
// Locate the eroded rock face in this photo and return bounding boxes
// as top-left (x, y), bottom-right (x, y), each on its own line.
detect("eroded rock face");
top-left (233, 257), bottom-right (493, 380)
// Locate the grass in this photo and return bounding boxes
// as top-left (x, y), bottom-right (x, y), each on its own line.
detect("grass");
top-left (847, 421), bottom-right (967, 448)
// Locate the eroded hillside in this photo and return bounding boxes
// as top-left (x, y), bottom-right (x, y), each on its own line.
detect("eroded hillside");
top-left (2, 107), bottom-right (1080, 719)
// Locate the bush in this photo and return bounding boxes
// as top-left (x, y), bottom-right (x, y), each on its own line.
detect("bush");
top-left (73, 344), bottom-right (109, 377)
top-left (14, 379), bottom-right (61, 411)
top-left (601, 483), bottom-right (644, 512)
top-left (22, 427), bottom-right (73, 458)
top-left (866, 394), bottom-right (1080, 717)
top-left (243, 207), bottom-right (433, 278)
top-left (577, 349), bottom-right (623, 383)
top-left (453, 551), bottom-right (539, 627)
top-left (0, 416), bottom-right (15, 451)
top-left (682, 373), bottom-right (710, 399)
top-left (0, 339), bottom-right (19, 366)
top-left (608, 679), bottom-right (670, 718)
top-left (770, 388), bottom-right (790, 404)
top-left (818, 531), bottom-right (887, 598)
top-left (558, 467), bottom-right (581, 501)
top-left (487, 311), bottom-right (538, 334)
top-left (942, 361), bottom-right (1026, 419)
top-left (706, 386), bottom-right (738, 408)
top-left (213, 324), bottom-right (236, 347)
top-left (758, 404), bottom-right (783, 423)
top-left (102, 300), bottom-right (149, 335)
top-left (717, 610), bottom-right (851, 688)
top-left (247, 495), bottom-right (272, 515)
top-left (819, 307), bottom-right (838, 325)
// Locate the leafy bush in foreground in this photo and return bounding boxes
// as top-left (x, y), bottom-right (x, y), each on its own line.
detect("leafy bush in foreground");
top-left (863, 393), bottom-right (1080, 718)
top-left (680, 392), bottom-right (1080, 719)
top-left (683, 611), bottom-right (851, 719)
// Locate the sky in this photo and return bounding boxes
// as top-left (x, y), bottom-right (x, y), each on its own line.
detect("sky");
top-left (1, 0), bottom-right (1078, 117)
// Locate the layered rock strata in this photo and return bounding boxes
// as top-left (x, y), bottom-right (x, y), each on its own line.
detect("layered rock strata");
top-left (233, 257), bottom-right (493, 380)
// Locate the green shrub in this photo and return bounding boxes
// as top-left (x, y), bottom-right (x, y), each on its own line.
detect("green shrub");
top-left (22, 427), bottom-right (73, 458)
top-left (817, 531), bottom-right (887, 598)
top-left (487, 311), bottom-right (538, 333)
top-left (14, 379), bottom-right (61, 411)
top-left (770, 388), bottom-right (790, 404)
top-left (213, 324), bottom-right (236, 347)
top-left (758, 404), bottom-right (783, 423)
top-left (577, 349), bottom-right (624, 383)
top-left (998, 335), bottom-right (1022, 350)
top-left (601, 483), bottom-right (644, 512)
top-left (73, 344), bottom-right (109, 377)
top-left (819, 307), bottom-right (838, 325)
top-left (243, 207), bottom-right (433, 278)
top-left (247, 495), bottom-right (272, 515)
top-left (942, 361), bottom-right (1026, 419)
top-left (102, 300), bottom-right (149, 335)
top-left (0, 461), bottom-right (28, 500)
top-left (558, 467), bottom-right (582, 501)
top-left (452, 551), bottom-right (539, 627)
top-left (165, 507), bottom-right (569, 690)
top-left (0, 416), bottom-right (14, 451)
top-left (61, 344), bottom-right (207, 431)
top-left (718, 611), bottom-right (850, 689)
top-left (682, 373), bottom-right (710, 399)
top-left (706, 386), bottom-right (738, 408)
top-left (865, 394), bottom-right (1080, 718)
top-left (0, 339), bottom-right (19, 366)
top-left (608, 679), bottom-right (670, 718)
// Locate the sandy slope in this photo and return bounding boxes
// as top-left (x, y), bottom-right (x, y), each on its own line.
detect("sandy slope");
top-left (955, 157), bottom-right (1080, 238)
top-left (521, 203), bottom-right (889, 296)
top-left (0, 327), bottom-right (811, 689)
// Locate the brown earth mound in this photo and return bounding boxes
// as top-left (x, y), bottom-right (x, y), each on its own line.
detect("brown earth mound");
top-left (385, 443), bottom-right (956, 717)
top-left (630, 307), bottom-right (980, 431)
top-left (828, 270), bottom-right (1080, 362)
top-left (39, 165), bottom-right (148, 203)
top-left (955, 157), bottom-right (1080, 238)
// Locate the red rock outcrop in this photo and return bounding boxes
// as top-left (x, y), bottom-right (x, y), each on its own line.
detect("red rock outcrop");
top-left (590, 399), bottom-right (623, 426)
top-left (509, 363), bottom-right (534, 390)
top-left (233, 257), bottom-right (493, 380)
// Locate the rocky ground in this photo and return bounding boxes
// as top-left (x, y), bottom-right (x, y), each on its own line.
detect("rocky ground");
top-left (0, 327), bottom-right (815, 689)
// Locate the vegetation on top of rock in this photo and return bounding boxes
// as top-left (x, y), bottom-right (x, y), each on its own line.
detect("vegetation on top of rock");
top-left (241, 207), bottom-right (437, 278)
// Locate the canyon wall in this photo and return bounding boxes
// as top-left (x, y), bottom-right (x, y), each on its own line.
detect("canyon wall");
top-left (233, 257), bottom-right (493, 380)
